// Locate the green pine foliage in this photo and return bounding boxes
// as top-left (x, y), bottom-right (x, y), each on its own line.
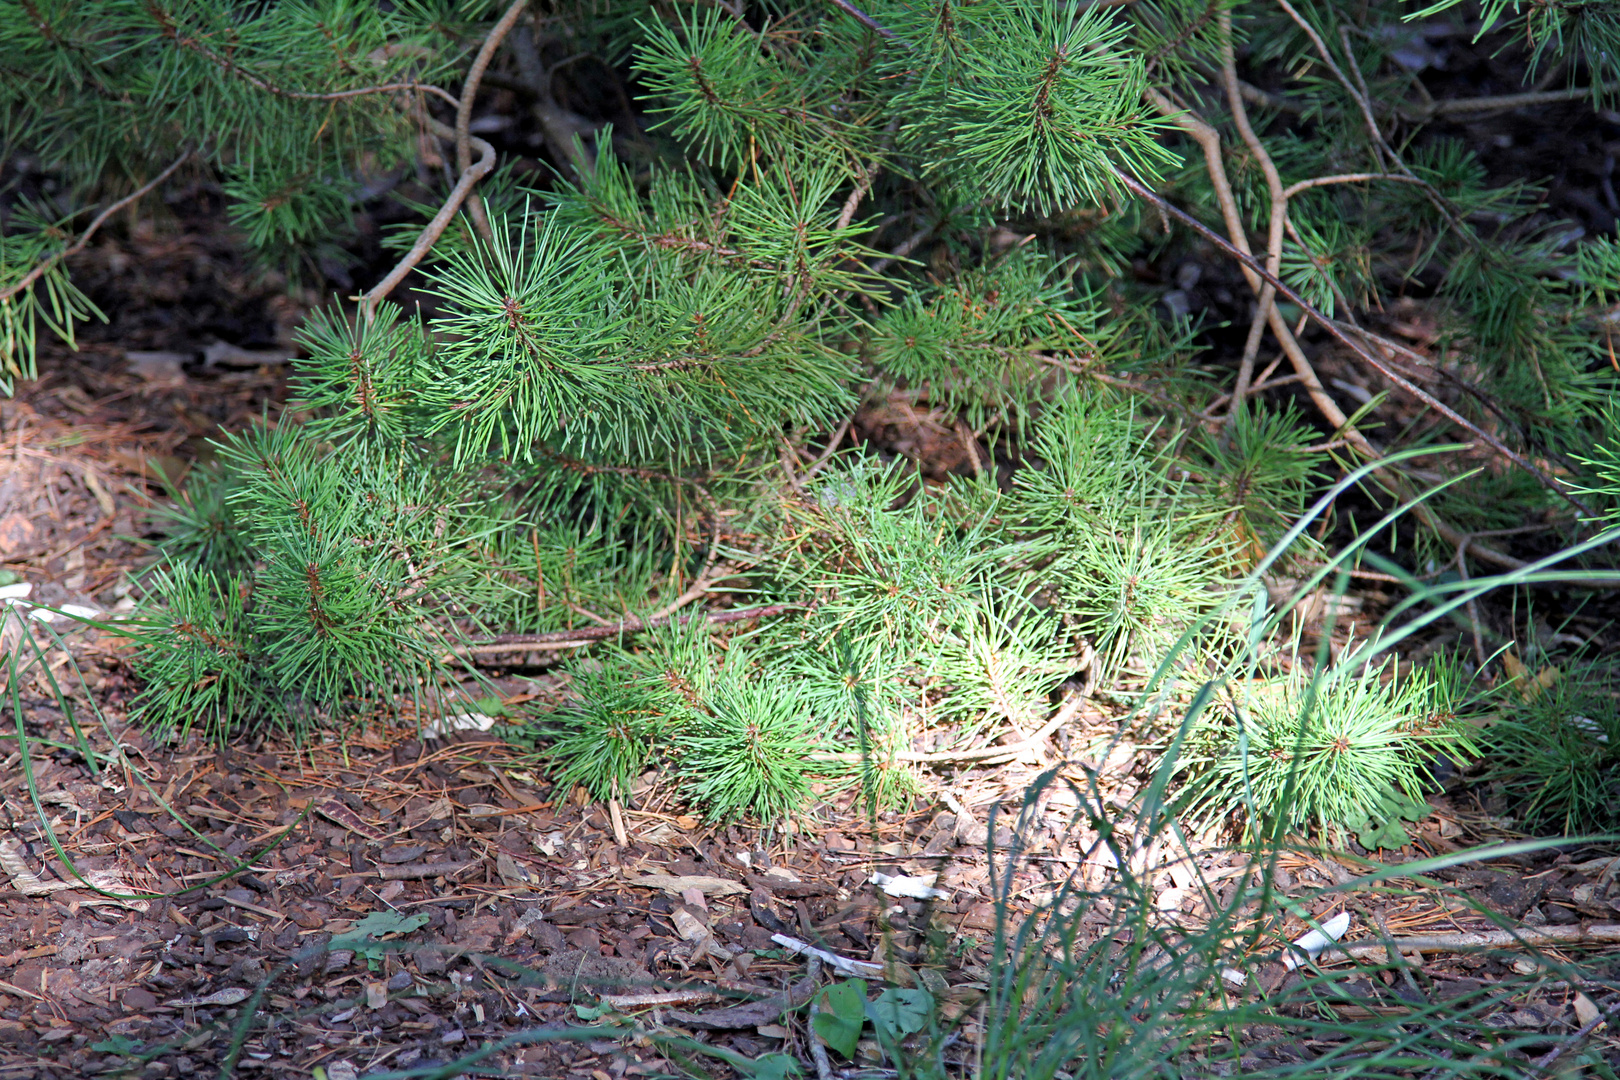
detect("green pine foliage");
top-left (1178, 655), bottom-right (1483, 842)
top-left (1481, 663), bottom-right (1620, 835)
top-left (5, 0), bottom-right (1619, 840)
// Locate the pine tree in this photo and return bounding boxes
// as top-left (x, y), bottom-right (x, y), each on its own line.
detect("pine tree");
top-left (4, 0), bottom-right (1617, 831)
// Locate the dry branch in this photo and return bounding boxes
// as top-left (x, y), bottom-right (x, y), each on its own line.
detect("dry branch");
top-left (1316, 923), bottom-right (1620, 964)
top-left (0, 149), bottom-right (193, 305)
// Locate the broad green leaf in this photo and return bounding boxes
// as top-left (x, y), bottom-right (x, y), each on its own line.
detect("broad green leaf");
top-left (867, 987), bottom-right (934, 1039)
top-left (811, 979), bottom-right (867, 1058)
top-left (746, 1052), bottom-right (804, 1079)
top-left (334, 909), bottom-right (429, 945)
top-left (1358, 817), bottom-right (1413, 851)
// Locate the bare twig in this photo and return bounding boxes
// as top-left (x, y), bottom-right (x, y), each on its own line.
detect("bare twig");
top-left (361, 112), bottom-right (495, 318)
top-left (1315, 924), bottom-right (1620, 964)
top-left (1282, 173), bottom-right (1424, 201)
top-left (1530, 994), bottom-right (1620, 1073)
top-left (869, 223), bottom-right (934, 276)
top-left (1425, 84), bottom-right (1591, 115)
top-left (1273, 0), bottom-right (1389, 165)
top-left (837, 160), bottom-right (879, 231)
top-left (451, 602), bottom-right (800, 657)
top-left (1238, 74), bottom-right (1592, 122)
top-left (808, 1024), bottom-right (835, 1080)
top-left (802, 416), bottom-right (854, 481)
top-left (1113, 168), bottom-right (1592, 532)
top-left (160, 24), bottom-right (461, 109)
top-left (456, 0), bottom-right (530, 245)
top-left (511, 22), bottom-right (598, 180)
top-left (825, 0), bottom-right (898, 40)
top-left (0, 148), bottom-right (193, 304)
top-left (1218, 12), bottom-right (1286, 419)
top-left (1274, 1), bottom-right (1465, 233)
top-left (1145, 89), bottom-right (1376, 471)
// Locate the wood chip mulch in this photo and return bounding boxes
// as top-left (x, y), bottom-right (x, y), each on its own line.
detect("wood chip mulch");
top-left (0, 327), bottom-right (1616, 1080)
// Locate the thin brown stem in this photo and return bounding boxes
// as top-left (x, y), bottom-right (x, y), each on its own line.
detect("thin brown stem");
top-left (1220, 11), bottom-right (1287, 419)
top-left (275, 81), bottom-right (459, 108)
top-left (0, 147), bottom-right (193, 304)
top-left (456, 0), bottom-right (530, 245)
top-left (837, 161), bottom-right (879, 231)
top-left (1275, 1), bottom-right (1464, 233)
top-left (161, 24), bottom-right (460, 109)
top-left (362, 114), bottom-right (495, 318)
top-left (1454, 535), bottom-right (1487, 669)
top-left (803, 415), bottom-right (854, 481)
top-left (1113, 170), bottom-right (1582, 569)
top-left (1116, 171), bottom-right (1587, 516)
top-left (1282, 172), bottom-right (1423, 200)
top-left (1427, 84), bottom-right (1591, 115)
top-left (825, 0), bottom-right (898, 40)
top-left (450, 602), bottom-right (800, 657)
top-left (1147, 89), bottom-right (1347, 453)
top-left (1530, 995), bottom-right (1620, 1073)
top-left (1274, 0), bottom-right (1386, 163)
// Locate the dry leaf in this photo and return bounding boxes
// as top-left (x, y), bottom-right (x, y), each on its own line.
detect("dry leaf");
top-left (1574, 992), bottom-right (1602, 1027)
top-left (629, 872), bottom-right (746, 897)
top-left (496, 852), bottom-right (533, 888)
top-left (0, 838), bottom-right (54, 896)
top-left (170, 987), bottom-right (252, 1007)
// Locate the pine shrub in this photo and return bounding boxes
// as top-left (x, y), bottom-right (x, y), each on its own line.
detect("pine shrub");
top-left (3, 0), bottom-right (1617, 835)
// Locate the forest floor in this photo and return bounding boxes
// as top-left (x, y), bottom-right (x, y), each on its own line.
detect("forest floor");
top-left (0, 154), bottom-right (1617, 1080)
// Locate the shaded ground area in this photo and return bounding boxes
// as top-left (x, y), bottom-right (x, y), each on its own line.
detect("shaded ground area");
top-left (0, 356), bottom-right (1616, 1074)
top-left (4, 667), bottom-right (1620, 1078)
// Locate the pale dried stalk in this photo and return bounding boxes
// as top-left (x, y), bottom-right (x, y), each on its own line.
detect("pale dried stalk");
top-left (456, 0), bottom-right (530, 244)
top-left (1316, 923), bottom-right (1620, 964)
top-left (361, 6), bottom-right (534, 317)
top-left (1219, 11), bottom-right (1286, 418)
top-left (361, 114), bottom-right (494, 318)
top-left (1145, 90), bottom-right (1361, 462)
top-left (1282, 172), bottom-right (1422, 200)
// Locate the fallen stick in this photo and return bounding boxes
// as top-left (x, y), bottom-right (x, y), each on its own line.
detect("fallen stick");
top-left (1316, 923), bottom-right (1620, 964)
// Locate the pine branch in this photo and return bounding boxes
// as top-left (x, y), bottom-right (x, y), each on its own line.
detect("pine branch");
top-left (1273, 0), bottom-right (1466, 234)
top-left (1111, 168), bottom-right (1593, 566)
